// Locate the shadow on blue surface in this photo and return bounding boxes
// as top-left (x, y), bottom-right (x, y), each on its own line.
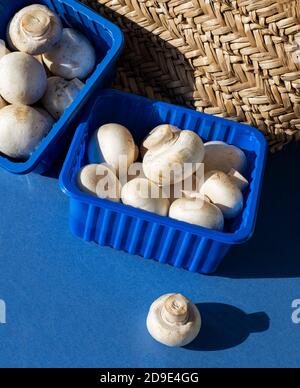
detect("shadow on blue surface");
top-left (42, 144), bottom-right (70, 179)
top-left (186, 303), bottom-right (270, 351)
top-left (216, 142), bottom-right (300, 279)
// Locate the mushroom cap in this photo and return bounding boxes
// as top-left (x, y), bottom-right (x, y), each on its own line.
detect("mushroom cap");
top-left (96, 123), bottom-right (136, 175)
top-left (0, 39), bottom-right (10, 60)
top-left (77, 164), bottom-right (99, 196)
top-left (203, 141), bottom-right (247, 174)
top-left (143, 125), bottom-right (205, 186)
top-left (124, 162), bottom-right (146, 183)
top-left (77, 163), bottom-right (121, 201)
top-left (162, 173), bottom-right (202, 204)
top-left (121, 178), bottom-right (170, 216)
top-left (95, 164), bottom-right (122, 202)
top-left (228, 168), bottom-right (249, 191)
top-left (200, 170), bottom-right (244, 219)
top-left (7, 4), bottom-right (63, 55)
top-left (143, 124), bottom-right (179, 150)
top-left (146, 293), bottom-right (201, 347)
top-left (0, 104), bottom-right (53, 159)
top-left (169, 196), bottom-right (224, 231)
top-left (43, 28), bottom-right (96, 80)
top-left (42, 76), bottom-right (84, 119)
top-left (0, 52), bottom-right (47, 105)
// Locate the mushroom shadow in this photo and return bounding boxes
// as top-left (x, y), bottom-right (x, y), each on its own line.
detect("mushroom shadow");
top-left (41, 116), bottom-right (84, 179)
top-left (185, 303), bottom-right (270, 351)
top-left (42, 148), bottom-right (69, 179)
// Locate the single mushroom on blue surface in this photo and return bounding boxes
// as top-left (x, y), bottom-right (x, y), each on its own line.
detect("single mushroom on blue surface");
top-left (147, 293), bottom-right (201, 347)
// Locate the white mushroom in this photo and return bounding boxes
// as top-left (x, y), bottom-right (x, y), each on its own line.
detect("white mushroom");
top-left (77, 163), bottom-right (121, 202)
top-left (42, 77), bottom-right (84, 119)
top-left (0, 39), bottom-right (10, 60)
top-left (93, 123), bottom-right (136, 176)
top-left (7, 4), bottom-right (63, 55)
top-left (34, 54), bottom-right (52, 77)
top-left (200, 170), bottom-right (244, 219)
top-left (169, 193), bottom-right (224, 231)
top-left (0, 52), bottom-right (47, 105)
top-left (203, 141), bottom-right (247, 174)
top-left (121, 178), bottom-right (170, 216)
top-left (0, 95), bottom-right (7, 110)
top-left (0, 104), bottom-right (54, 159)
top-left (228, 168), bottom-right (249, 191)
top-left (162, 173), bottom-right (202, 204)
top-left (143, 124), bottom-right (205, 186)
top-left (77, 164), bottom-right (99, 196)
top-left (126, 162), bottom-right (146, 182)
top-left (43, 28), bottom-right (96, 80)
top-left (146, 293), bottom-right (201, 347)
top-left (118, 162), bottom-right (146, 194)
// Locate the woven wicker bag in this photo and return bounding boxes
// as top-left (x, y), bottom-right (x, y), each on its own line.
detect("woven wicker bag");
top-left (83, 0), bottom-right (300, 151)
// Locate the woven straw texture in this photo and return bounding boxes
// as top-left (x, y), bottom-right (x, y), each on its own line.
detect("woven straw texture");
top-left (82, 0), bottom-right (300, 151)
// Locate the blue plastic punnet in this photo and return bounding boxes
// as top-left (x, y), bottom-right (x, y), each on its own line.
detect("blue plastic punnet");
top-left (59, 89), bottom-right (268, 274)
top-left (0, 0), bottom-right (123, 174)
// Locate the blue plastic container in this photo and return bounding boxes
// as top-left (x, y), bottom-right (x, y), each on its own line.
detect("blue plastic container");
top-left (59, 89), bottom-right (268, 274)
top-left (0, 0), bottom-right (123, 174)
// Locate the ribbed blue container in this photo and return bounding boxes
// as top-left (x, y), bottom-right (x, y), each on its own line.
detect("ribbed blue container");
top-left (0, 0), bottom-right (123, 174)
top-left (59, 89), bottom-right (268, 274)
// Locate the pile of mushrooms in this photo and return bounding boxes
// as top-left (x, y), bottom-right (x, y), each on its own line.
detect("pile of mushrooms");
top-left (78, 122), bottom-right (249, 232)
top-left (0, 4), bottom-right (96, 160)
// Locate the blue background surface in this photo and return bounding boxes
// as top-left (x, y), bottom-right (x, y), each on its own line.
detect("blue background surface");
top-left (0, 143), bottom-right (300, 368)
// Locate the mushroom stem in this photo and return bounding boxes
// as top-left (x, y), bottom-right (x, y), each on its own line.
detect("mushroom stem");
top-left (143, 124), bottom-right (178, 150)
top-left (147, 293), bottom-right (201, 347)
top-left (7, 5), bottom-right (63, 55)
top-left (161, 294), bottom-right (189, 324)
top-left (21, 11), bottom-right (51, 37)
top-left (143, 126), bottom-right (205, 186)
